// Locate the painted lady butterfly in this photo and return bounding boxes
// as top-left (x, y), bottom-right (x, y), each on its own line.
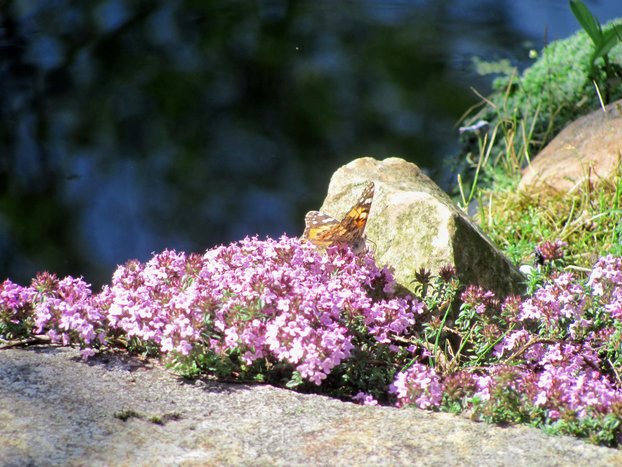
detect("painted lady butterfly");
top-left (302, 181), bottom-right (375, 253)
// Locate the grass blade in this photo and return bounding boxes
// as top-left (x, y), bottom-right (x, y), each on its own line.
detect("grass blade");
top-left (591, 26), bottom-right (622, 64)
top-left (569, 0), bottom-right (603, 44)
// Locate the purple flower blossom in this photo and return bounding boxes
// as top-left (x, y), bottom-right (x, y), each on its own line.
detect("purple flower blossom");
top-left (461, 285), bottom-right (499, 315)
top-left (589, 255), bottom-right (622, 320)
top-left (0, 280), bottom-right (35, 327)
top-left (519, 272), bottom-right (586, 326)
top-left (0, 280), bottom-right (35, 314)
top-left (389, 363), bottom-right (444, 409)
top-left (530, 342), bottom-right (622, 418)
top-left (353, 391), bottom-right (379, 406)
top-left (493, 329), bottom-right (530, 358)
top-left (17, 273), bottom-right (107, 356)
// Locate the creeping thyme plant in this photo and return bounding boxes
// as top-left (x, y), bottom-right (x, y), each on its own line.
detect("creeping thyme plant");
top-left (438, 2), bottom-right (622, 445)
top-left (2, 235), bottom-right (622, 446)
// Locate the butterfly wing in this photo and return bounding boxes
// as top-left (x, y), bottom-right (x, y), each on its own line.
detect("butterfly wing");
top-left (303, 211), bottom-right (343, 248)
top-left (302, 181), bottom-right (375, 251)
top-left (337, 181), bottom-right (374, 245)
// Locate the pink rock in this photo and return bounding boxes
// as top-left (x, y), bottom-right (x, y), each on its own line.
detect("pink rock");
top-left (520, 99), bottom-right (622, 193)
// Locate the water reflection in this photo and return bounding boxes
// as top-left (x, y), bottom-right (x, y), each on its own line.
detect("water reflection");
top-left (1, 0), bottom-right (619, 287)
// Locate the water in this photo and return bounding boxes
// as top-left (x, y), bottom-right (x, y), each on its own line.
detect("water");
top-left (1, 0), bottom-right (620, 287)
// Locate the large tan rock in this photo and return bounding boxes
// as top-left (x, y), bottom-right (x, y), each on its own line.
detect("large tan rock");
top-left (520, 99), bottom-right (622, 192)
top-left (320, 157), bottom-right (524, 298)
top-left (3, 347), bottom-right (621, 466)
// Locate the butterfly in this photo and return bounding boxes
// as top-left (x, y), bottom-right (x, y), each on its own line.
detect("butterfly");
top-left (302, 181), bottom-right (375, 253)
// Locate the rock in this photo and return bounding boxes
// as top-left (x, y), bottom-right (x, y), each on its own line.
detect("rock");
top-left (1, 346), bottom-right (621, 466)
top-left (320, 157), bottom-right (524, 298)
top-left (519, 99), bottom-right (622, 193)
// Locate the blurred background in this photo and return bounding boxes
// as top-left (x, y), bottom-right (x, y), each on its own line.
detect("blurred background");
top-left (1, 0), bottom-right (620, 288)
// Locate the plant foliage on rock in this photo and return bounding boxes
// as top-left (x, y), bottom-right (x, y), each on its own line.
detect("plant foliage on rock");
top-left (2, 236), bottom-right (622, 446)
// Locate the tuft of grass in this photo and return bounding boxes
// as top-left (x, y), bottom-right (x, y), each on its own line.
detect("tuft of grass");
top-left (113, 409), bottom-right (142, 422)
top-left (570, 0), bottom-right (622, 93)
top-left (476, 163), bottom-right (622, 272)
top-left (113, 409), bottom-right (182, 425)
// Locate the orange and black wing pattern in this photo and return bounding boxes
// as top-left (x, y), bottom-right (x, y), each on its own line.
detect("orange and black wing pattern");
top-left (302, 181), bottom-right (375, 252)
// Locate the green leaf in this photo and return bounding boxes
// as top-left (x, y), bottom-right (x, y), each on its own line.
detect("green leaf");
top-left (590, 26), bottom-right (622, 64)
top-left (569, 0), bottom-right (603, 45)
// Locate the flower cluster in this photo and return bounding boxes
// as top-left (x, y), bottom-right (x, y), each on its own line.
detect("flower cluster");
top-left (1, 236), bottom-right (420, 385)
top-left (462, 258), bottom-right (622, 428)
top-left (389, 362), bottom-right (443, 409)
top-left (98, 251), bottom-right (205, 356)
top-left (352, 391), bottom-right (380, 406)
top-left (461, 284), bottom-right (500, 315)
top-left (3, 234), bottom-right (622, 443)
top-left (535, 240), bottom-right (567, 263)
top-left (518, 272), bottom-right (586, 332)
top-left (1, 273), bottom-right (106, 358)
top-left (530, 342), bottom-right (621, 419)
top-left (483, 343), bottom-right (622, 421)
top-left (588, 255), bottom-right (622, 319)
top-left (373, 253), bottom-right (622, 435)
top-left (0, 279), bottom-right (35, 339)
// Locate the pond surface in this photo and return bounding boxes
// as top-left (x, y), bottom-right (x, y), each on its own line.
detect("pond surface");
top-left (1, 0), bottom-right (620, 287)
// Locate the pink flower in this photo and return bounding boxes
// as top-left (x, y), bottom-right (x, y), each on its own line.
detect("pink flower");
top-left (535, 240), bottom-right (567, 262)
top-left (493, 329), bottom-right (530, 357)
top-left (519, 272), bottom-right (585, 327)
top-left (389, 363), bottom-right (443, 409)
top-left (353, 392), bottom-right (379, 406)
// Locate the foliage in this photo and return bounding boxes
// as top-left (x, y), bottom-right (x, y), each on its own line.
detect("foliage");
top-left (456, 13), bottom-right (622, 274)
top-left (570, 0), bottom-right (622, 79)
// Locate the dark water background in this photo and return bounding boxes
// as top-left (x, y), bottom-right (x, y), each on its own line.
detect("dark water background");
top-left (1, 1), bottom-right (620, 288)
